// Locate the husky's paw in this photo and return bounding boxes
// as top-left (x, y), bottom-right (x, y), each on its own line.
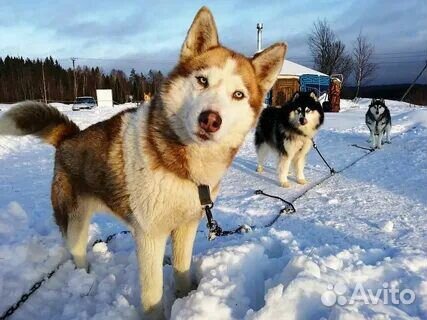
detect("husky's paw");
top-left (280, 180), bottom-right (291, 188)
top-left (163, 255), bottom-right (172, 265)
top-left (256, 165), bottom-right (264, 173)
top-left (175, 279), bottom-right (198, 298)
top-left (143, 307), bottom-right (166, 320)
top-left (297, 178), bottom-right (307, 185)
top-left (175, 288), bottom-right (190, 299)
top-left (73, 261), bottom-right (90, 273)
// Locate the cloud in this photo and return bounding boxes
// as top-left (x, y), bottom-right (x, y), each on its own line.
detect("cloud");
top-left (0, 0), bottom-right (426, 84)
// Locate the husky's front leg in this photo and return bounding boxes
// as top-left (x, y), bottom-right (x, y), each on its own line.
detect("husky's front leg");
top-left (377, 131), bottom-right (384, 149)
top-left (256, 143), bottom-right (269, 173)
top-left (371, 132), bottom-right (378, 149)
top-left (368, 129), bottom-right (374, 144)
top-left (385, 124), bottom-right (391, 144)
top-left (171, 219), bottom-right (199, 297)
top-left (135, 231), bottom-right (168, 320)
top-left (294, 141), bottom-right (312, 185)
top-left (278, 155), bottom-right (292, 188)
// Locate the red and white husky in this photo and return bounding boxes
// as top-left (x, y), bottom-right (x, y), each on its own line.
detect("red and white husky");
top-left (0, 7), bottom-right (286, 319)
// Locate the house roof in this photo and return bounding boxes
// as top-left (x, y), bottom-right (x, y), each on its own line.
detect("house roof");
top-left (278, 60), bottom-right (329, 78)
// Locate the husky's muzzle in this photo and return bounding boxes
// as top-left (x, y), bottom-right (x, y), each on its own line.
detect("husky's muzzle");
top-left (299, 117), bottom-right (308, 125)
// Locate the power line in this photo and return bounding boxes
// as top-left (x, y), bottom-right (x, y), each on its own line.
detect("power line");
top-left (57, 57), bottom-right (177, 63)
top-left (53, 50), bottom-right (427, 63)
top-left (289, 60), bottom-right (426, 65)
top-left (371, 51), bottom-right (426, 56)
top-left (374, 61), bottom-right (426, 64)
top-left (5, 49), bottom-right (426, 65)
top-left (400, 60), bottom-right (427, 101)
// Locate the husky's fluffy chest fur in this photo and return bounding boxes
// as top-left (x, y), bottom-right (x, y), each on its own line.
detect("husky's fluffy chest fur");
top-left (255, 91), bottom-right (324, 188)
top-left (365, 98), bottom-right (391, 149)
top-left (0, 7), bottom-right (286, 319)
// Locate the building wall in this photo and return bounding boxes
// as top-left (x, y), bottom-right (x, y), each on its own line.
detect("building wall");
top-left (272, 78), bottom-right (299, 106)
top-left (328, 79), bottom-right (341, 112)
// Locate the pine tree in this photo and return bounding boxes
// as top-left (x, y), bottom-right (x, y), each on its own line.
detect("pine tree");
top-left (0, 55), bottom-right (164, 103)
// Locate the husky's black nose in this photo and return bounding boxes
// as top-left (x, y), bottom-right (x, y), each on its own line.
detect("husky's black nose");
top-left (299, 118), bottom-right (308, 125)
top-left (199, 111), bottom-right (222, 133)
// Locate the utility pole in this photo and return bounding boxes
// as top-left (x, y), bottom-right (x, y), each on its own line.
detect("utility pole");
top-left (41, 60), bottom-right (47, 103)
top-left (256, 23), bottom-right (263, 52)
top-left (71, 57), bottom-right (77, 99)
top-left (400, 60), bottom-right (427, 102)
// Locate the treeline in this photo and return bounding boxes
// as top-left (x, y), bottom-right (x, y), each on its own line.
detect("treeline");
top-left (342, 84), bottom-right (427, 105)
top-left (0, 56), bottom-right (164, 103)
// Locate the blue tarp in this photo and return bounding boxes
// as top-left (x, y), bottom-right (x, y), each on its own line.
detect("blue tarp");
top-left (299, 74), bottom-right (330, 96)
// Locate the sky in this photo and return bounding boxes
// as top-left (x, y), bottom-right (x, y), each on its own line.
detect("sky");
top-left (1, 0), bottom-right (426, 85)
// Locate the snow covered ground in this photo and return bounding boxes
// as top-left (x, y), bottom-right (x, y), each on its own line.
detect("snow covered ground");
top-left (0, 99), bottom-right (426, 320)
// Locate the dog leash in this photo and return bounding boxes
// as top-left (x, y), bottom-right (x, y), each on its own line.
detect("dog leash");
top-left (254, 189), bottom-right (296, 227)
top-left (198, 185), bottom-right (252, 240)
top-left (0, 231), bottom-right (132, 320)
top-left (198, 185), bottom-right (296, 240)
top-left (0, 186), bottom-right (295, 319)
top-left (311, 139), bottom-right (336, 175)
top-left (197, 137), bottom-right (339, 240)
top-left (351, 144), bottom-right (375, 152)
top-left (2, 124), bottom-right (418, 318)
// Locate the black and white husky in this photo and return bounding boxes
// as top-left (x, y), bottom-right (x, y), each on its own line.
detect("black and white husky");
top-left (255, 91), bottom-right (324, 188)
top-left (365, 98), bottom-right (391, 149)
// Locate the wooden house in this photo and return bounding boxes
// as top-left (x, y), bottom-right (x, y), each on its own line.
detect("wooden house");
top-left (270, 60), bottom-right (330, 106)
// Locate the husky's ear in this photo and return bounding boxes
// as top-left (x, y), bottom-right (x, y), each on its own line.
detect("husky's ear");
top-left (309, 91), bottom-right (318, 101)
top-left (292, 92), bottom-right (300, 102)
top-left (252, 43), bottom-right (287, 94)
top-left (180, 7), bottom-right (219, 61)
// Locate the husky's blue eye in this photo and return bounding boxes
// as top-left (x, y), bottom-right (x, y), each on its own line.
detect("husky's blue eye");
top-left (196, 76), bottom-right (208, 88)
top-left (233, 91), bottom-right (245, 100)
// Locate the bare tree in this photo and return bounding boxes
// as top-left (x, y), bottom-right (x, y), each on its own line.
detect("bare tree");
top-left (352, 31), bottom-right (377, 99)
top-left (308, 19), bottom-right (353, 81)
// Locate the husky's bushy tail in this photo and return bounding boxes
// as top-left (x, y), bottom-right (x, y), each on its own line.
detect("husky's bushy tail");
top-left (0, 101), bottom-right (80, 147)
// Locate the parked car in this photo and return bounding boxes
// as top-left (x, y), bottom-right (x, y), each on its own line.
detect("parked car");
top-left (72, 96), bottom-right (97, 111)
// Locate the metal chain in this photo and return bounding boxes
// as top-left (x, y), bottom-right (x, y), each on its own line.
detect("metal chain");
top-left (2, 127), bottom-right (416, 319)
top-left (351, 144), bottom-right (375, 152)
top-left (0, 264), bottom-right (60, 320)
top-left (204, 189), bottom-right (296, 240)
top-left (311, 139), bottom-right (336, 174)
top-left (91, 230), bottom-right (131, 246)
top-left (254, 189), bottom-right (296, 228)
top-left (0, 230), bottom-right (132, 320)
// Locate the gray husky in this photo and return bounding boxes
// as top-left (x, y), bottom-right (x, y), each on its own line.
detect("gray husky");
top-left (365, 98), bottom-right (391, 149)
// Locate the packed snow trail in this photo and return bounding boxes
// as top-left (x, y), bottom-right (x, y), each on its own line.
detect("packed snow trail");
top-left (0, 100), bottom-right (426, 319)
